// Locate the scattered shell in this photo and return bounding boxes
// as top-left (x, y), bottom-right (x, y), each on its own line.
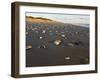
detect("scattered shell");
top-left (26, 45), bottom-right (32, 49)
top-left (39, 36), bottom-right (43, 39)
top-left (42, 30), bottom-right (46, 33)
top-left (75, 32), bottom-right (78, 34)
top-left (61, 34), bottom-right (65, 37)
top-left (54, 40), bottom-right (61, 46)
top-left (38, 45), bottom-right (46, 48)
top-left (67, 43), bottom-right (74, 47)
top-left (32, 28), bottom-right (36, 31)
top-left (65, 56), bottom-right (71, 60)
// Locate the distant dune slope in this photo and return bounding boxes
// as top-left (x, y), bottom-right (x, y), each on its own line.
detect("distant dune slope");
top-left (26, 16), bottom-right (57, 23)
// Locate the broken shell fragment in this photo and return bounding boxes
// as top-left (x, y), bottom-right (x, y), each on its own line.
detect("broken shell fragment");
top-left (67, 43), bottom-right (74, 47)
top-left (26, 45), bottom-right (32, 50)
top-left (42, 30), bottom-right (46, 33)
top-left (61, 34), bottom-right (65, 37)
top-left (39, 36), bottom-right (43, 39)
top-left (65, 56), bottom-right (71, 60)
top-left (38, 45), bottom-right (46, 48)
top-left (54, 39), bottom-right (62, 46)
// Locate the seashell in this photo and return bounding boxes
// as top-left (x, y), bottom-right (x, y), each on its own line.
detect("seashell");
top-left (65, 56), bottom-right (71, 60)
top-left (26, 45), bottom-right (32, 50)
top-left (54, 39), bottom-right (62, 46)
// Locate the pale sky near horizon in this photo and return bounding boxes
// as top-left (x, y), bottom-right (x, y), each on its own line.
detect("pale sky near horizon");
top-left (26, 12), bottom-right (90, 26)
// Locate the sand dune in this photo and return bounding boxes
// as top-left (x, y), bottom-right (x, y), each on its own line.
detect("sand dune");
top-left (26, 16), bottom-right (57, 23)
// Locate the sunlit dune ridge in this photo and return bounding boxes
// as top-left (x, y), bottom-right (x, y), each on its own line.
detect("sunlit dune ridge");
top-left (26, 16), bottom-right (58, 23)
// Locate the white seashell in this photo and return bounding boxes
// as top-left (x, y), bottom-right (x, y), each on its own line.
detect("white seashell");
top-left (26, 45), bottom-right (32, 49)
top-left (54, 40), bottom-right (61, 46)
top-left (61, 34), bottom-right (65, 37)
top-left (42, 30), bottom-right (46, 33)
top-left (39, 36), bottom-right (43, 39)
top-left (65, 56), bottom-right (71, 60)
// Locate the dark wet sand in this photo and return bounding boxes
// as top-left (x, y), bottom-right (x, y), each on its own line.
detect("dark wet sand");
top-left (26, 47), bottom-right (89, 67)
top-left (26, 20), bottom-right (89, 67)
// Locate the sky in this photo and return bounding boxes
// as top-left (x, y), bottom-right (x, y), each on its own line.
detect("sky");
top-left (26, 12), bottom-right (90, 26)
